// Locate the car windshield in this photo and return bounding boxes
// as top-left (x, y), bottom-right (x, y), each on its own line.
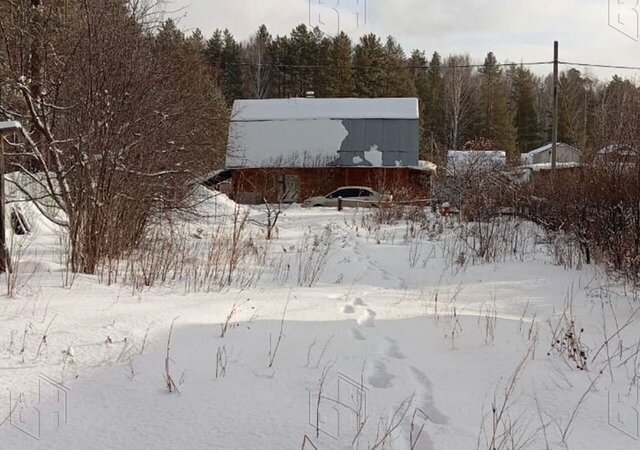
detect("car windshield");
top-left (326, 188), bottom-right (378, 199)
top-left (328, 188), bottom-right (362, 198)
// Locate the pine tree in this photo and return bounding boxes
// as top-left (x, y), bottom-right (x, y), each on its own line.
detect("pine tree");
top-left (325, 32), bottom-right (355, 97)
top-left (268, 35), bottom-right (291, 98)
top-left (187, 29), bottom-right (206, 55)
top-left (409, 50), bottom-right (429, 158)
top-left (204, 29), bottom-right (244, 103)
top-left (221, 30), bottom-right (244, 101)
top-left (558, 68), bottom-right (593, 149)
top-left (382, 36), bottom-right (415, 97)
top-left (353, 33), bottom-right (385, 97)
top-left (511, 66), bottom-right (540, 153)
top-left (312, 28), bottom-right (332, 97)
top-left (478, 52), bottom-right (516, 159)
top-left (424, 52), bottom-right (447, 156)
top-left (288, 24), bottom-right (319, 96)
top-left (204, 29), bottom-right (223, 68)
top-left (156, 19), bottom-right (185, 51)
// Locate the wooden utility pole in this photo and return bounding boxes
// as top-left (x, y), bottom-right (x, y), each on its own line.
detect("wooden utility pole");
top-left (551, 41), bottom-right (559, 171)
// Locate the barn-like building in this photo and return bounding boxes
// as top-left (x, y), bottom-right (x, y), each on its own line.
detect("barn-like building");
top-left (225, 97), bottom-right (432, 204)
top-left (521, 142), bottom-right (582, 165)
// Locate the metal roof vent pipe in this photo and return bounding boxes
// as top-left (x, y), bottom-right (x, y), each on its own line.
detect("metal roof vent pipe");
top-left (305, 91), bottom-right (315, 99)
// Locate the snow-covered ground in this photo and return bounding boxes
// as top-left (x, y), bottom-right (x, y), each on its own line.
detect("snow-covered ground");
top-left (1, 192), bottom-right (639, 449)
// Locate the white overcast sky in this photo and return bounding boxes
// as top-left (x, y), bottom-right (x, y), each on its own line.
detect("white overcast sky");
top-left (167, 0), bottom-right (640, 81)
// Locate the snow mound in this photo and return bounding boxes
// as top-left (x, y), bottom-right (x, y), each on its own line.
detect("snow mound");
top-left (190, 185), bottom-right (242, 217)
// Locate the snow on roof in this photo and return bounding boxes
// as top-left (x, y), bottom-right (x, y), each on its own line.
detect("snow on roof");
top-left (525, 142), bottom-right (581, 156)
top-left (447, 150), bottom-right (506, 164)
top-left (598, 144), bottom-right (637, 155)
top-left (446, 150), bottom-right (506, 175)
top-left (418, 160), bottom-right (438, 173)
top-left (0, 121), bottom-right (22, 132)
top-left (231, 97), bottom-right (419, 122)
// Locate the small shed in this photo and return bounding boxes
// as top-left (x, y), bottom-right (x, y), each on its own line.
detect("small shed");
top-left (446, 150), bottom-right (506, 176)
top-left (225, 97), bottom-right (432, 204)
top-left (522, 143), bottom-right (582, 165)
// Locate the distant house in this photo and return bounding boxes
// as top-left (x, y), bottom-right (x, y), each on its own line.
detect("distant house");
top-left (595, 144), bottom-right (638, 171)
top-left (446, 150), bottom-right (506, 176)
top-left (225, 97), bottom-right (433, 204)
top-left (521, 143), bottom-right (582, 165)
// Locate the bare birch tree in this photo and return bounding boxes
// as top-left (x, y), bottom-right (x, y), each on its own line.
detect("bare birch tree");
top-left (444, 54), bottom-right (474, 149)
top-left (243, 25), bottom-right (272, 99)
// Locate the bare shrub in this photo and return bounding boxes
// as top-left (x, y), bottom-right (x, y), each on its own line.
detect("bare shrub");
top-left (479, 300), bottom-right (498, 345)
top-left (312, 363), bottom-right (333, 438)
top-left (440, 217), bottom-right (534, 269)
top-left (269, 253), bottom-right (292, 285)
top-left (56, 230), bottom-right (77, 288)
top-left (408, 236), bottom-right (424, 268)
top-left (216, 346), bottom-right (227, 378)
top-left (372, 203), bottom-right (406, 225)
top-left (296, 225), bottom-right (337, 287)
top-left (5, 227), bottom-right (34, 297)
top-left (519, 80), bottom-right (640, 284)
top-left (164, 317), bottom-right (180, 394)
top-left (545, 232), bottom-right (585, 270)
top-left (110, 207), bottom-right (267, 293)
top-left (434, 150), bottom-right (519, 218)
top-left (261, 201), bottom-right (282, 240)
top-left (478, 346), bottom-right (535, 450)
top-left (547, 296), bottom-right (588, 371)
top-left (522, 165), bottom-right (640, 284)
top-left (218, 299), bottom-right (255, 338)
top-left (268, 294), bottom-right (291, 368)
top-left (371, 394), bottom-right (415, 449)
top-left (220, 300), bottom-right (243, 338)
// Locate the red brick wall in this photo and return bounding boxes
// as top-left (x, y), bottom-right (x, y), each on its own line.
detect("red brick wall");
top-left (231, 167), bottom-right (431, 204)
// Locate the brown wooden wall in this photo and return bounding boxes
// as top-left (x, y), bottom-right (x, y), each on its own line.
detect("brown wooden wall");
top-left (231, 167), bottom-right (432, 204)
top-left (530, 166), bottom-right (584, 184)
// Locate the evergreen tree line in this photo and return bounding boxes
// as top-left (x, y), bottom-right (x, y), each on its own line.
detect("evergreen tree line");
top-left (203, 23), bottom-right (640, 161)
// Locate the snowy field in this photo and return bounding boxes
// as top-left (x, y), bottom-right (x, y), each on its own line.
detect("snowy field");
top-left (1, 191), bottom-right (639, 449)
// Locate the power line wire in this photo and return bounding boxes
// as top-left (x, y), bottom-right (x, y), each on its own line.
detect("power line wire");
top-left (559, 61), bottom-right (640, 71)
top-left (222, 60), bottom-right (640, 73)
top-left (224, 61), bottom-right (554, 70)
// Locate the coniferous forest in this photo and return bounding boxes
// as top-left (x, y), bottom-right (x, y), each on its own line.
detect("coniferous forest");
top-left (203, 23), bottom-right (640, 162)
